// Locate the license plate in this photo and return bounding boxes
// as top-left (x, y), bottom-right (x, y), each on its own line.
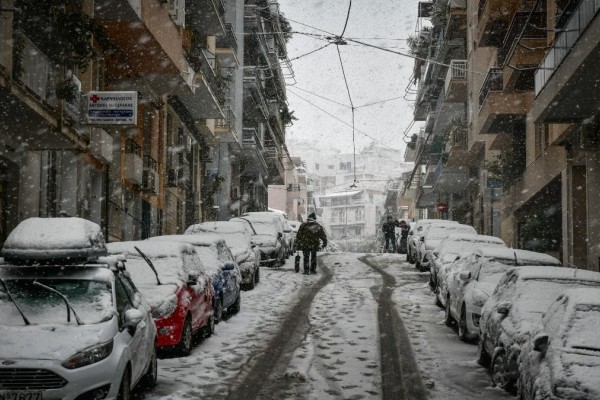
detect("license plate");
top-left (0, 392), bottom-right (42, 400)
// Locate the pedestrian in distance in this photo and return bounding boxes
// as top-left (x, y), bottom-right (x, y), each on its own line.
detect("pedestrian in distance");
top-left (295, 212), bottom-right (327, 275)
top-left (382, 215), bottom-right (400, 253)
top-left (398, 220), bottom-right (410, 254)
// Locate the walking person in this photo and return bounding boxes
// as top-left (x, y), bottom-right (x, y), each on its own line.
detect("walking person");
top-left (382, 215), bottom-right (400, 253)
top-left (398, 220), bottom-right (410, 254)
top-left (295, 212), bottom-right (327, 275)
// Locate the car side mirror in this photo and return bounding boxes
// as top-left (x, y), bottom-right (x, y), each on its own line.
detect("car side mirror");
top-left (278, 232), bottom-right (283, 238)
top-left (496, 303), bottom-right (510, 315)
top-left (433, 251), bottom-right (439, 258)
top-left (459, 271), bottom-right (471, 281)
top-left (420, 237), bottom-right (425, 242)
top-left (187, 272), bottom-right (199, 286)
top-left (533, 333), bottom-right (549, 353)
top-left (223, 262), bottom-right (236, 271)
top-left (123, 308), bottom-right (144, 334)
top-left (284, 229), bottom-right (291, 233)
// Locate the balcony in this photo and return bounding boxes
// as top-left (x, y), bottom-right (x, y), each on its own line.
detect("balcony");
top-left (444, 60), bottom-right (467, 102)
top-left (478, 68), bottom-right (533, 134)
top-left (535, 0), bottom-right (600, 96)
top-left (241, 128), bottom-right (268, 175)
top-left (497, 11), bottom-right (546, 67)
top-left (216, 24), bottom-right (240, 68)
top-left (264, 146), bottom-right (285, 182)
top-left (187, 0), bottom-right (226, 36)
top-left (477, 0), bottom-right (519, 47)
top-left (445, 0), bottom-right (467, 40)
top-left (215, 106), bottom-right (240, 144)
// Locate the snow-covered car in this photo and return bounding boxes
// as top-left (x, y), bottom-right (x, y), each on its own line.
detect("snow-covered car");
top-left (0, 218), bottom-right (157, 400)
top-left (428, 233), bottom-right (506, 289)
top-left (518, 288), bottom-right (600, 400)
top-left (232, 217), bottom-right (285, 268)
top-left (149, 235), bottom-right (241, 324)
top-left (441, 247), bottom-right (561, 342)
top-left (415, 223), bottom-right (477, 271)
top-left (186, 221), bottom-right (260, 290)
top-left (406, 219), bottom-right (458, 264)
top-left (241, 212), bottom-right (291, 257)
top-left (106, 240), bottom-right (214, 355)
top-left (478, 266), bottom-right (600, 393)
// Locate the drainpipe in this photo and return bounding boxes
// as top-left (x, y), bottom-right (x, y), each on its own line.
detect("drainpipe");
top-left (565, 143), bottom-right (573, 267)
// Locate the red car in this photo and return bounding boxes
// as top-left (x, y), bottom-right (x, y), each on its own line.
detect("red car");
top-left (107, 240), bottom-right (214, 355)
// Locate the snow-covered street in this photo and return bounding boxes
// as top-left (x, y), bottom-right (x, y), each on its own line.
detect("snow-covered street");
top-left (137, 252), bottom-right (512, 399)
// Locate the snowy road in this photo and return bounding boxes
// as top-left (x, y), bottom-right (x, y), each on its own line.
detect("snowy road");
top-left (138, 253), bottom-right (512, 399)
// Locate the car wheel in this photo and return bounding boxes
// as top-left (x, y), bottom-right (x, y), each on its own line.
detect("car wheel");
top-left (444, 297), bottom-right (453, 326)
top-left (140, 345), bottom-right (158, 389)
top-left (230, 292), bottom-right (241, 315)
top-left (492, 349), bottom-right (516, 392)
top-left (202, 311), bottom-right (215, 338)
top-left (177, 318), bottom-right (193, 356)
top-left (476, 335), bottom-right (491, 368)
top-left (117, 368), bottom-right (131, 400)
top-left (214, 297), bottom-right (223, 324)
top-left (458, 306), bottom-right (471, 342)
top-left (246, 273), bottom-right (255, 290)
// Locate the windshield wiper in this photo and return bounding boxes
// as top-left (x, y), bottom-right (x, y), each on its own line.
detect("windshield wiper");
top-left (0, 278), bottom-right (30, 325)
top-left (134, 246), bottom-right (162, 285)
top-left (33, 281), bottom-right (82, 325)
top-left (237, 217), bottom-right (257, 235)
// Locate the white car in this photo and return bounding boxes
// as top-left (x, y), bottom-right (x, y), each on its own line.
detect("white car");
top-left (428, 233), bottom-right (506, 289)
top-left (232, 216), bottom-right (285, 268)
top-left (406, 219), bottom-right (458, 264)
top-left (518, 288), bottom-right (600, 400)
top-left (478, 266), bottom-right (600, 393)
top-left (186, 221), bottom-right (261, 290)
top-left (241, 212), bottom-right (292, 257)
top-left (415, 223), bottom-right (477, 271)
top-left (0, 218), bottom-right (157, 400)
top-left (441, 247), bottom-right (561, 342)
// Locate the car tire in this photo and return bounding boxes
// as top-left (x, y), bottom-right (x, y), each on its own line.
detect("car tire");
top-left (177, 318), bottom-right (193, 356)
top-left (140, 345), bottom-right (158, 390)
top-left (476, 335), bottom-right (491, 368)
top-left (491, 349), bottom-right (516, 392)
top-left (458, 306), bottom-right (471, 342)
top-left (117, 368), bottom-right (131, 400)
top-left (202, 311), bottom-right (215, 338)
top-left (246, 273), bottom-right (255, 290)
top-left (214, 297), bottom-right (223, 324)
top-left (255, 267), bottom-right (260, 283)
top-left (444, 297), bottom-right (453, 326)
top-left (230, 292), bottom-right (241, 315)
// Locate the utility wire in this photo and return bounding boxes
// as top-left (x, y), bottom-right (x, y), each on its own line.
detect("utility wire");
top-left (339, 0), bottom-right (352, 38)
top-left (291, 86), bottom-right (351, 109)
top-left (354, 96), bottom-right (405, 109)
top-left (336, 43), bottom-right (358, 185)
top-left (289, 42), bottom-right (333, 61)
top-left (287, 89), bottom-right (401, 153)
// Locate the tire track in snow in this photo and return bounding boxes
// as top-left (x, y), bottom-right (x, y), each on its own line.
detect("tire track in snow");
top-left (360, 255), bottom-right (428, 400)
top-left (226, 256), bottom-right (334, 400)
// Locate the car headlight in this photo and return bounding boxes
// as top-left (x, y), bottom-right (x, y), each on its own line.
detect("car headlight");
top-left (62, 339), bottom-right (114, 369)
top-left (152, 295), bottom-right (178, 318)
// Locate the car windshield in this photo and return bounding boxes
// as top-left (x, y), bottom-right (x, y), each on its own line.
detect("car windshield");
top-left (0, 278), bottom-right (113, 325)
top-left (478, 262), bottom-right (511, 281)
top-left (565, 306), bottom-right (600, 352)
top-left (251, 222), bottom-right (278, 236)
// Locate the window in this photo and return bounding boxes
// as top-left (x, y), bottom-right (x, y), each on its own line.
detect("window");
top-left (328, 165), bottom-right (334, 170)
top-left (315, 163), bottom-right (319, 170)
top-left (535, 123), bottom-right (549, 157)
top-left (355, 209), bottom-right (363, 221)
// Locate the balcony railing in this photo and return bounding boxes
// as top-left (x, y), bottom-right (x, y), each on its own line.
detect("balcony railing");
top-left (535, 0), bottom-right (600, 95)
top-left (242, 128), bottom-right (264, 150)
top-left (17, 34), bottom-right (59, 108)
top-left (479, 67), bottom-right (503, 108)
top-left (217, 23), bottom-right (238, 51)
top-left (263, 147), bottom-right (279, 159)
top-left (216, 106), bottom-right (237, 130)
top-left (497, 11), bottom-right (546, 67)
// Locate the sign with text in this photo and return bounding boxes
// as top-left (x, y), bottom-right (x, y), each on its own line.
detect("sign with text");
top-left (85, 91), bottom-right (138, 125)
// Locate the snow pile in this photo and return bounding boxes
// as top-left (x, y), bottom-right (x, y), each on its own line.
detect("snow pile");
top-left (2, 217), bottom-right (106, 261)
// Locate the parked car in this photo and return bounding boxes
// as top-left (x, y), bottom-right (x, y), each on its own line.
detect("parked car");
top-left (232, 216), bottom-right (285, 268)
top-left (415, 223), bottom-right (477, 271)
top-left (518, 288), bottom-right (600, 400)
top-left (0, 217), bottom-right (157, 400)
top-left (186, 221), bottom-right (260, 290)
top-left (149, 235), bottom-right (241, 324)
top-left (478, 266), bottom-right (600, 393)
top-left (241, 212), bottom-right (291, 257)
top-left (428, 233), bottom-right (506, 289)
top-left (406, 219), bottom-right (458, 264)
top-left (440, 247), bottom-right (561, 342)
top-left (106, 240), bottom-right (214, 356)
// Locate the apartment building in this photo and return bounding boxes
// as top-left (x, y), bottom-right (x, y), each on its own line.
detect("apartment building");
top-left (0, 0), bottom-right (291, 246)
top-left (404, 0), bottom-right (600, 270)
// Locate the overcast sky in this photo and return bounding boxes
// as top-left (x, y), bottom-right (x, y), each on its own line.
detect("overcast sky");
top-left (278, 0), bottom-right (423, 157)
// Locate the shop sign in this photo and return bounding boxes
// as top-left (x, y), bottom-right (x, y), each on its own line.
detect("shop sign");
top-left (85, 91), bottom-right (138, 125)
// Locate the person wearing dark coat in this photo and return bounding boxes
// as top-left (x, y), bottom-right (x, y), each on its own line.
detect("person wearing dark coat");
top-left (295, 212), bottom-right (327, 274)
top-left (382, 215), bottom-right (400, 252)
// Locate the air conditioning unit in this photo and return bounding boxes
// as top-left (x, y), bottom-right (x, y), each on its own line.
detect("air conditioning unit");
top-left (142, 169), bottom-right (158, 194)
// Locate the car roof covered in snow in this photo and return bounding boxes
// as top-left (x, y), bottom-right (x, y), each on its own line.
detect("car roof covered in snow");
top-left (149, 234), bottom-right (225, 248)
top-left (185, 221), bottom-right (251, 235)
top-left (471, 247), bottom-right (561, 266)
top-left (1, 217), bottom-right (107, 263)
top-left (424, 224), bottom-right (477, 238)
top-left (507, 266), bottom-right (600, 282)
